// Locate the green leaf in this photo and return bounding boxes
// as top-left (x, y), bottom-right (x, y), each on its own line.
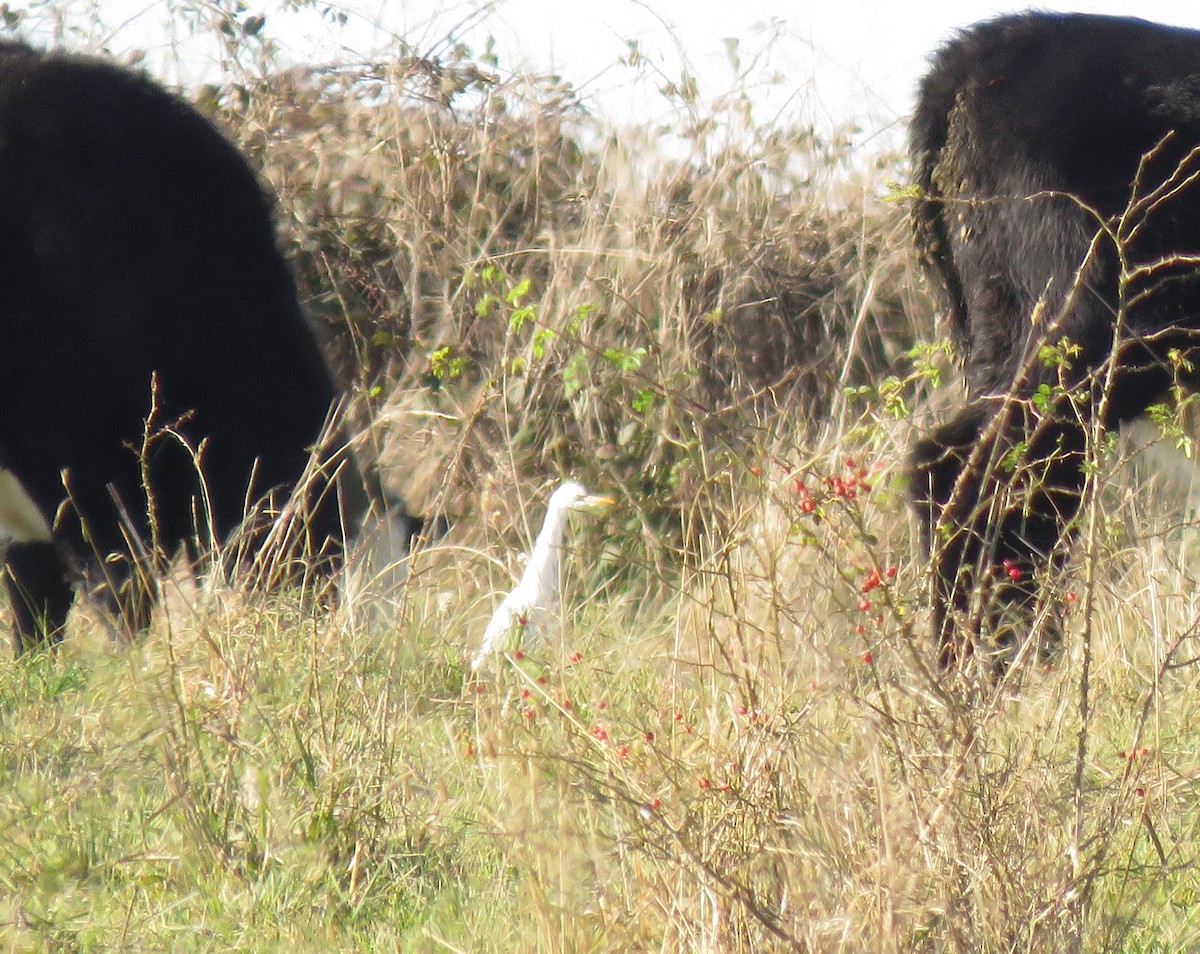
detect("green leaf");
top-left (562, 351), bottom-right (589, 399)
top-left (602, 346), bottom-right (646, 372)
top-left (1031, 382), bottom-right (1053, 412)
top-left (568, 302), bottom-right (596, 334)
top-left (1000, 441), bottom-right (1028, 472)
top-left (430, 346), bottom-right (466, 381)
top-left (506, 278), bottom-right (532, 305)
top-left (885, 180), bottom-right (923, 202)
top-left (509, 304), bottom-right (536, 334)
top-left (532, 327), bottom-right (554, 358)
top-left (475, 293), bottom-right (497, 318)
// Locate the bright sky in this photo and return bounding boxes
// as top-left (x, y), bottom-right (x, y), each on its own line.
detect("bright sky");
top-left (429, 2), bottom-right (1200, 130)
top-left (29, 1), bottom-right (1200, 144)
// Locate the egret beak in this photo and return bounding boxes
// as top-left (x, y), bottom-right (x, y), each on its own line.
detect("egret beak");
top-left (582, 494), bottom-right (616, 512)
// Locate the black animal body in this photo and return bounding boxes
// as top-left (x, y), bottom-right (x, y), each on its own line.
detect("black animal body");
top-left (909, 13), bottom-right (1200, 667)
top-left (0, 42), bottom-right (395, 653)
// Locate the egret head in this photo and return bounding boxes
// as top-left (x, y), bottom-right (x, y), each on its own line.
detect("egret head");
top-left (547, 481), bottom-right (615, 516)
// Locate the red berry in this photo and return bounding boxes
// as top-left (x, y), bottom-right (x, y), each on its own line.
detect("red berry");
top-left (1065, 591), bottom-right (1077, 603)
top-left (749, 465), bottom-right (761, 476)
top-left (644, 731), bottom-right (655, 742)
top-left (523, 708), bottom-right (535, 721)
top-left (1007, 566), bottom-right (1021, 581)
top-left (569, 651), bottom-right (582, 664)
top-left (800, 499), bottom-right (816, 513)
top-left (649, 797), bottom-right (661, 809)
top-left (861, 651), bottom-right (873, 664)
top-left (855, 624), bottom-right (866, 635)
top-left (735, 705), bottom-right (749, 716)
top-left (698, 777), bottom-right (711, 789)
top-left (513, 649), bottom-right (525, 660)
top-left (858, 598), bottom-right (871, 611)
top-left (520, 688), bottom-right (531, 699)
top-left (885, 566), bottom-right (897, 579)
top-left (616, 745), bottom-right (629, 758)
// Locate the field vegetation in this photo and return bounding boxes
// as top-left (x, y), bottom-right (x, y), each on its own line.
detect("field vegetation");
top-left (3, 3), bottom-right (1200, 951)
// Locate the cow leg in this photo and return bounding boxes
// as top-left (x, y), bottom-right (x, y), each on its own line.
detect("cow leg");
top-left (910, 400), bottom-right (1086, 671)
top-left (4, 541), bottom-right (74, 654)
top-left (910, 405), bottom-right (985, 668)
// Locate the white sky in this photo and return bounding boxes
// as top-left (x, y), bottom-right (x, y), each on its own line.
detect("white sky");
top-left (27, 1), bottom-right (1200, 145)
top-left (425, 1), bottom-right (1200, 132)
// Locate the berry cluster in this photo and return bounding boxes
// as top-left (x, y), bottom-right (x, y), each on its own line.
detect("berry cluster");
top-left (787, 457), bottom-right (877, 514)
top-left (853, 564), bottom-right (898, 647)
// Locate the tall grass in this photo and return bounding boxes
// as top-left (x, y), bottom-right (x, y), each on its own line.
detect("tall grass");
top-left (2, 4), bottom-right (1200, 952)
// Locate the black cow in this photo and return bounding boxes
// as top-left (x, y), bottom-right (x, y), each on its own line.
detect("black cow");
top-left (909, 12), bottom-right (1200, 668)
top-left (0, 41), bottom-right (411, 653)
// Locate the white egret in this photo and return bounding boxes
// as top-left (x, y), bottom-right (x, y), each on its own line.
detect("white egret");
top-left (471, 481), bottom-right (614, 671)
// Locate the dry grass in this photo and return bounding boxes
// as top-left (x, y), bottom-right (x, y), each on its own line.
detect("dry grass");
top-left (3, 4), bottom-right (1200, 952)
top-left (6, 432), bottom-right (1200, 952)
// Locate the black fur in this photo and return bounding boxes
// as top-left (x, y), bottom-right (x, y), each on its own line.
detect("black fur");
top-left (909, 13), bottom-right (1200, 666)
top-left (0, 42), bottom-right (383, 652)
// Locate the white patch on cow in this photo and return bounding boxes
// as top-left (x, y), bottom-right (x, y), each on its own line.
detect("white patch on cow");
top-left (340, 507), bottom-right (420, 618)
top-left (0, 468), bottom-right (51, 543)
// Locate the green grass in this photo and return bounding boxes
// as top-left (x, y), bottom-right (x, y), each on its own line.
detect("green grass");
top-left (5, 436), bottom-right (1200, 951)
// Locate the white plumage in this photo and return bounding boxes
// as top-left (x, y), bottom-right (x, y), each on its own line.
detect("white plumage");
top-left (471, 481), bottom-right (614, 671)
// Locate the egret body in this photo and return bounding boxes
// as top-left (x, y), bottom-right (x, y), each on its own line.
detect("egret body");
top-left (471, 481), bottom-right (613, 670)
